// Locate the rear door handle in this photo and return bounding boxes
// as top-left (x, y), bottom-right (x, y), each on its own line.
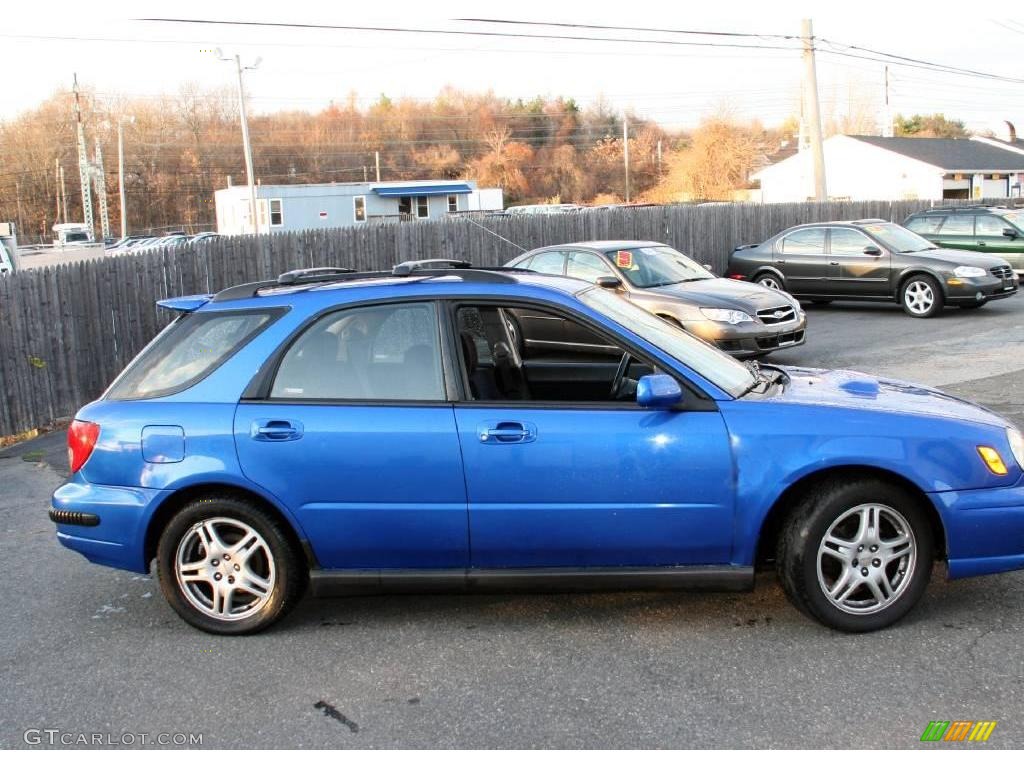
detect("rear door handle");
top-left (478, 421), bottom-right (537, 444)
top-left (250, 419), bottom-right (304, 441)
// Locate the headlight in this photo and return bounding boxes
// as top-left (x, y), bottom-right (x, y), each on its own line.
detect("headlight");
top-left (1008, 428), bottom-right (1024, 470)
top-left (953, 266), bottom-right (986, 278)
top-left (700, 307), bottom-right (752, 325)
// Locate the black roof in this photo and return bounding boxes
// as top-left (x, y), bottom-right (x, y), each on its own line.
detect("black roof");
top-left (850, 136), bottom-right (1024, 171)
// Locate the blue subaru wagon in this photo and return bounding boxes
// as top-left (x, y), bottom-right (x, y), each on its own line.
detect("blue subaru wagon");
top-left (51, 261), bottom-right (1024, 634)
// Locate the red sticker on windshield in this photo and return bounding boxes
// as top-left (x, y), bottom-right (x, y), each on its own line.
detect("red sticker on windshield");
top-left (616, 250), bottom-right (634, 268)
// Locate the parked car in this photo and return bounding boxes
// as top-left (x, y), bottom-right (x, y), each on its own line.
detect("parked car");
top-left (729, 219), bottom-right (1018, 318)
top-left (189, 232), bottom-right (220, 245)
top-left (106, 235), bottom-right (146, 252)
top-left (51, 261), bottom-right (1024, 635)
top-left (506, 241), bottom-right (805, 358)
top-left (903, 206), bottom-right (1024, 278)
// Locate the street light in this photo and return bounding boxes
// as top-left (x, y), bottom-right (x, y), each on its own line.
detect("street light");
top-left (117, 115), bottom-right (135, 239)
top-left (217, 49), bottom-right (261, 234)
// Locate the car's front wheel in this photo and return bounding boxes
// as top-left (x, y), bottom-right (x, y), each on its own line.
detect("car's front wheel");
top-left (900, 275), bottom-right (943, 318)
top-left (157, 496), bottom-right (305, 634)
top-left (776, 478), bottom-right (933, 632)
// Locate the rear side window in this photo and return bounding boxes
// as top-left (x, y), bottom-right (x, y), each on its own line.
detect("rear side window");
top-left (107, 310), bottom-right (276, 400)
top-left (938, 215), bottom-right (973, 235)
top-left (905, 217), bottom-right (941, 235)
top-left (270, 302), bottom-right (444, 401)
top-left (781, 228), bottom-right (826, 255)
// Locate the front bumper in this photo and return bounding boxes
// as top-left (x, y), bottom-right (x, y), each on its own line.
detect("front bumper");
top-left (945, 274), bottom-right (1018, 305)
top-left (687, 315), bottom-right (808, 357)
top-left (931, 475), bottom-right (1024, 579)
top-left (51, 481), bottom-right (168, 573)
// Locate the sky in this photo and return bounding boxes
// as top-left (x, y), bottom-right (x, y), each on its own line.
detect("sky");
top-left (1, 0), bottom-right (1022, 135)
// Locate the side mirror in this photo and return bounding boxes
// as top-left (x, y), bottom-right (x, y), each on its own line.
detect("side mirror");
top-left (636, 374), bottom-right (683, 409)
top-left (863, 245), bottom-right (882, 256)
top-left (596, 276), bottom-right (622, 289)
top-left (1003, 228), bottom-right (1018, 240)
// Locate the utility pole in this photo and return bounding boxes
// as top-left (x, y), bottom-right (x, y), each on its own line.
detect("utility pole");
top-left (375, 151), bottom-right (381, 182)
top-left (59, 165), bottom-right (69, 224)
top-left (656, 139), bottom-right (663, 177)
top-left (73, 74), bottom-right (95, 234)
top-left (93, 137), bottom-right (111, 240)
top-left (623, 113), bottom-right (631, 203)
top-left (882, 66), bottom-right (894, 137)
top-left (15, 182), bottom-right (25, 238)
top-left (218, 49), bottom-right (260, 234)
top-left (800, 19), bottom-right (827, 201)
top-left (55, 158), bottom-right (62, 225)
top-left (118, 116), bottom-right (134, 238)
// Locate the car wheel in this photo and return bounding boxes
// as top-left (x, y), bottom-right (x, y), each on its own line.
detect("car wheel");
top-left (157, 496), bottom-right (305, 635)
top-left (755, 273), bottom-right (783, 291)
top-left (900, 275), bottom-right (943, 318)
top-left (776, 478), bottom-right (933, 632)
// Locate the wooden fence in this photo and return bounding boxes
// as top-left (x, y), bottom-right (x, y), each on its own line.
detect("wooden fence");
top-left (0, 198), bottom-right (1003, 436)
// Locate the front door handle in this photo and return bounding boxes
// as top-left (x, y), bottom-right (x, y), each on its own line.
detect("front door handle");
top-left (478, 421), bottom-right (537, 444)
top-left (250, 419), bottom-right (304, 442)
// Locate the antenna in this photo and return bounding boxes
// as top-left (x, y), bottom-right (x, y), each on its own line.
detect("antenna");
top-left (459, 215), bottom-right (527, 254)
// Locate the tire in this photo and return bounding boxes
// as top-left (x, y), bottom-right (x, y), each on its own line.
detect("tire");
top-left (776, 478), bottom-right (933, 632)
top-left (900, 275), bottom-right (943, 318)
top-left (156, 495), bottom-right (306, 635)
top-left (755, 273), bottom-right (784, 291)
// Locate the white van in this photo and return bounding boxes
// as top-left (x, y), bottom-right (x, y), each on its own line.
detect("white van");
top-left (52, 223), bottom-right (94, 248)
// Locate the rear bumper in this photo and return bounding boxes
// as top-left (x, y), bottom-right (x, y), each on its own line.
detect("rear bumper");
top-left (51, 481), bottom-right (168, 573)
top-left (931, 478), bottom-right (1024, 579)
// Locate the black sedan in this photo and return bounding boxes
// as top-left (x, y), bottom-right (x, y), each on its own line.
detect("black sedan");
top-left (506, 241), bottom-right (806, 358)
top-left (728, 219), bottom-right (1017, 318)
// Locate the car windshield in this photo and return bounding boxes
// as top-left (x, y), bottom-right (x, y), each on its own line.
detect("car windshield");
top-left (578, 287), bottom-right (755, 397)
top-left (607, 245), bottom-right (714, 288)
top-left (861, 222), bottom-right (937, 253)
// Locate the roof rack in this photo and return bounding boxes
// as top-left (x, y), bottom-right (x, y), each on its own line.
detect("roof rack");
top-left (211, 261), bottom-right (529, 302)
top-left (920, 205), bottom-right (998, 213)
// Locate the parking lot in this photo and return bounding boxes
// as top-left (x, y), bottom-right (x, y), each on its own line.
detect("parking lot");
top-left (2, 296), bottom-right (1023, 749)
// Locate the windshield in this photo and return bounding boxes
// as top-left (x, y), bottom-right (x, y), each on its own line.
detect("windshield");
top-left (607, 246), bottom-right (714, 288)
top-left (860, 222), bottom-right (936, 253)
top-left (578, 287), bottom-right (755, 397)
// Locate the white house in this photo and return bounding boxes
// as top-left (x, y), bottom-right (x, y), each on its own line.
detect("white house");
top-left (754, 135), bottom-right (1024, 203)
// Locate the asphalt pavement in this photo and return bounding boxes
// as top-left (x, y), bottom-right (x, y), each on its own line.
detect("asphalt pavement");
top-left (2, 296), bottom-right (1023, 749)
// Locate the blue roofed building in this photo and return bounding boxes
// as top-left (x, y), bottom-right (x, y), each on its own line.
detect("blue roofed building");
top-left (215, 179), bottom-right (488, 235)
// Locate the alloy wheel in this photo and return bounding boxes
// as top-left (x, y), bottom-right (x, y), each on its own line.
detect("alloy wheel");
top-left (903, 280), bottom-right (935, 315)
top-left (175, 517), bottom-right (277, 621)
top-left (758, 275), bottom-right (781, 290)
top-left (816, 504), bottom-right (917, 615)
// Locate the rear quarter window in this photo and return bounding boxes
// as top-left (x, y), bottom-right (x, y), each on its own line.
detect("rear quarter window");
top-left (106, 310), bottom-right (277, 400)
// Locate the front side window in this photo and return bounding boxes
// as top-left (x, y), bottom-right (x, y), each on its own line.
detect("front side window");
top-left (976, 215), bottom-right (1009, 236)
top-left (107, 311), bottom-right (276, 400)
top-left (567, 252), bottom-right (615, 282)
top-left (353, 195), bottom-right (366, 223)
top-left (829, 228), bottom-right (874, 256)
top-left (781, 228), bottom-right (826, 255)
top-left (269, 199), bottom-right (283, 227)
top-left (416, 196), bottom-right (429, 218)
top-left (938, 215), bottom-right (973, 235)
top-left (271, 303), bottom-right (444, 401)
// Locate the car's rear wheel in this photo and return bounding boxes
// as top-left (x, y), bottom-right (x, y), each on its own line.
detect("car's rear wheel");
top-left (755, 273), bottom-right (784, 291)
top-left (900, 275), bottom-right (943, 318)
top-left (776, 478), bottom-right (933, 632)
top-left (156, 496), bottom-right (305, 634)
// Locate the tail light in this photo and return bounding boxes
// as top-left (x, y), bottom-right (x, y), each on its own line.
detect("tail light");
top-left (68, 420), bottom-right (100, 474)
top-left (728, 274), bottom-right (747, 281)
